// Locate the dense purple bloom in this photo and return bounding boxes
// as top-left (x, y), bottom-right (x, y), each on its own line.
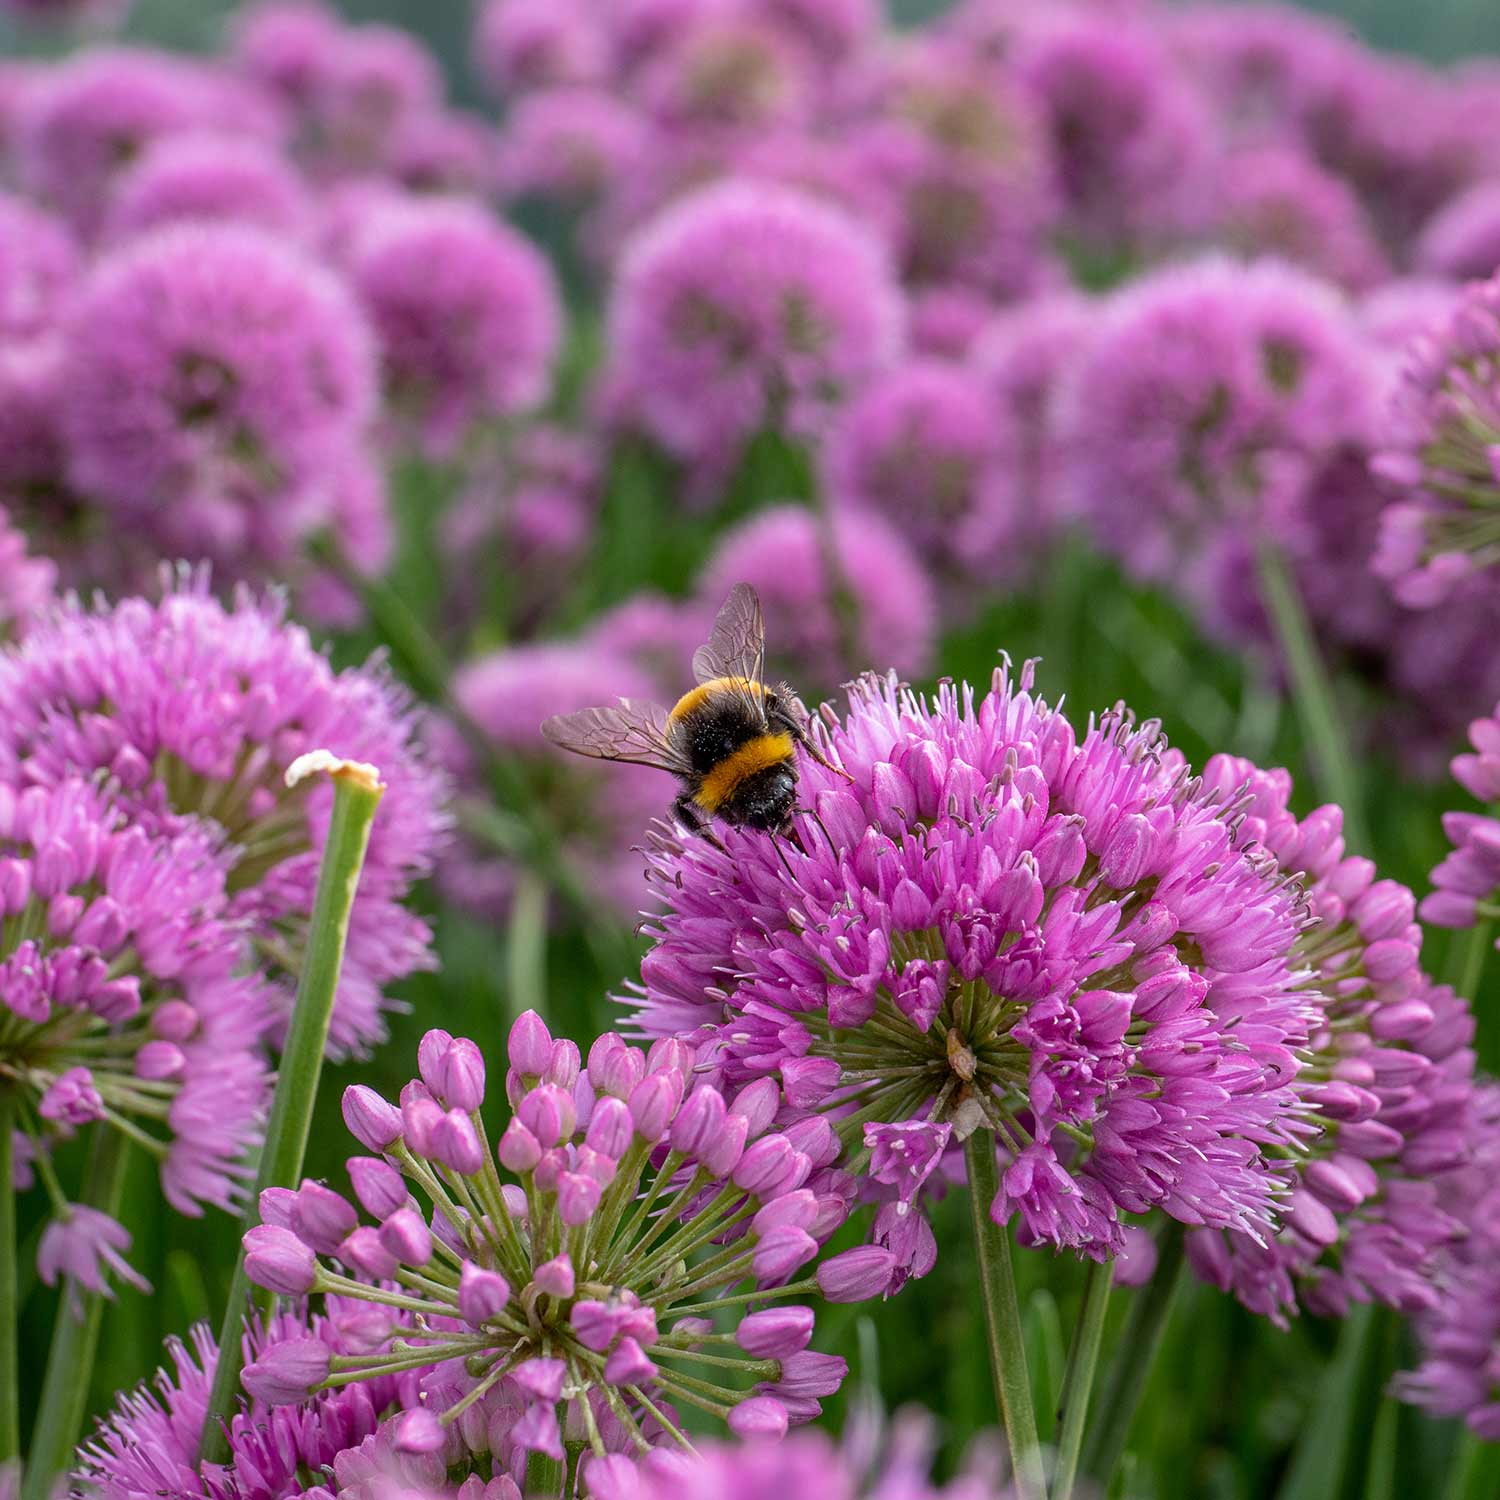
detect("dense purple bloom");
top-left (1185, 756), bottom-right (1475, 1323)
top-left (473, 0), bottom-right (607, 98)
top-left (0, 191), bottom-right (77, 339)
top-left (442, 642), bottom-right (663, 919)
top-left (1415, 181), bottom-right (1500, 283)
top-left (58, 222), bottom-right (378, 576)
top-left (822, 360), bottom-right (1020, 587)
top-left (1372, 271), bottom-right (1500, 606)
top-left (0, 777), bottom-right (271, 1291)
top-left (240, 1015), bottom-right (867, 1478)
top-left (631, 663), bottom-right (1316, 1267)
top-left (738, 0), bottom-right (878, 68)
top-left (343, 197), bottom-right (561, 455)
top-left (1421, 705), bottom-right (1500, 938)
top-left (0, 578), bottom-right (447, 1056)
top-left (606, 179), bottom-right (903, 466)
top-left (227, 1), bottom-right (342, 112)
top-left (0, 501), bottom-right (54, 635)
top-left (499, 88), bottom-right (649, 208)
top-left (698, 504), bottom-right (937, 692)
top-left (102, 131), bottom-right (313, 242)
top-left (380, 110), bottom-right (500, 199)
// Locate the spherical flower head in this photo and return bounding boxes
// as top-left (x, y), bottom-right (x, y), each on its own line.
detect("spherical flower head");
top-left (1059, 257), bottom-right (1377, 623)
top-left (584, 593), bottom-right (709, 700)
top-left (698, 505), bottom-right (937, 696)
top-left (906, 284), bottom-right (1004, 362)
top-left (1371, 271), bottom-right (1500, 607)
top-left (1421, 706), bottom-right (1500, 938)
top-left (0, 0), bottom-right (130, 23)
top-left (850, 40), bottom-right (1056, 297)
top-left (0, 191), bottom-right (78, 340)
top-left (0, 777), bottom-right (272, 1292)
top-left (630, 663), bottom-right (1317, 1266)
top-left (822, 359), bottom-right (1020, 585)
top-left (0, 341), bottom-right (69, 515)
top-left (1015, 12), bottom-right (1218, 250)
top-left (473, 0), bottom-right (608, 99)
top-left (500, 88), bottom-right (649, 207)
top-left (442, 642), bottom-right (664, 920)
top-left (1184, 754), bottom-right (1475, 1324)
top-left (1415, 181), bottom-right (1500, 283)
top-left (58, 222), bottom-right (378, 575)
top-left (293, 442), bottom-right (395, 631)
top-left (75, 1305), bottom-right (405, 1500)
top-left (15, 47), bottom-right (281, 234)
top-left (381, 109), bottom-right (501, 199)
top-left (737, 0), bottom-right (878, 68)
top-left (239, 1017), bottom-right (864, 1475)
top-left (606, 178), bottom-right (903, 466)
top-left (1213, 145), bottom-right (1389, 293)
top-left (0, 502), bottom-right (54, 637)
top-left (227, 1), bottom-right (344, 110)
top-left (345, 197), bottom-right (561, 457)
top-left (101, 130), bottom-right (313, 243)
top-left (0, 578), bottom-right (448, 1057)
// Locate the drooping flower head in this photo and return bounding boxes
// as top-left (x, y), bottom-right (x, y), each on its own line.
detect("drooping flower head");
top-left (58, 222), bottom-right (378, 579)
top-left (343, 197), bottom-right (561, 456)
top-left (0, 777), bottom-right (270, 1294)
top-left (0, 577), bottom-right (447, 1056)
top-left (1372, 270), bottom-right (1500, 606)
top-left (630, 663), bottom-right (1316, 1274)
top-left (0, 191), bottom-right (78, 340)
top-left (1185, 756), bottom-right (1474, 1325)
top-left (605, 178), bottom-right (904, 468)
top-left (240, 1014), bottom-right (875, 1480)
top-left (698, 505), bottom-right (937, 695)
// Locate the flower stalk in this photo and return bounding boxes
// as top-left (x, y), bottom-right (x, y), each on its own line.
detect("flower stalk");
top-left (1052, 1258), bottom-right (1114, 1500)
top-left (197, 757), bottom-right (384, 1466)
top-left (0, 1093), bottom-right (17, 1465)
top-left (964, 1129), bottom-right (1047, 1500)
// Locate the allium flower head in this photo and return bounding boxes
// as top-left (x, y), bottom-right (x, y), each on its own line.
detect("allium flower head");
top-left (473, 0), bottom-right (608, 98)
top-left (606, 179), bottom-right (903, 465)
top-left (345, 197), bottom-right (561, 455)
top-left (0, 777), bottom-right (270, 1291)
top-left (227, 1), bottom-right (343, 111)
top-left (499, 88), bottom-right (649, 207)
top-left (1421, 703), bottom-right (1500, 939)
top-left (0, 502), bottom-right (54, 636)
top-left (381, 110), bottom-right (500, 199)
top-left (58, 222), bottom-right (378, 575)
top-left (102, 131), bottom-right (313, 242)
top-left (0, 191), bottom-right (78, 339)
top-left (699, 505), bottom-right (937, 694)
top-left (1415, 181), bottom-right (1500, 283)
top-left (1372, 270), bottom-right (1500, 606)
top-left (822, 359), bottom-right (1019, 585)
top-left (0, 577), bottom-right (447, 1056)
top-left (1186, 756), bottom-right (1474, 1324)
top-left (240, 1014), bottom-right (869, 1477)
top-left (631, 663), bottom-right (1317, 1269)
top-left (737, 0), bottom-right (878, 68)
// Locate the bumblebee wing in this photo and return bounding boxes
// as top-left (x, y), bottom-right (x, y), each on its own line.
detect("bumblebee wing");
top-left (692, 583), bottom-right (766, 688)
top-left (540, 700), bottom-right (689, 774)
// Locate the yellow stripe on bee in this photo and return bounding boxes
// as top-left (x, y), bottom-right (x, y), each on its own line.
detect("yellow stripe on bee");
top-left (695, 732), bottom-right (795, 813)
top-left (667, 676), bottom-right (767, 722)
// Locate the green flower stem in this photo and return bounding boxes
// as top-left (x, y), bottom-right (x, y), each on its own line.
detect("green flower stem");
top-left (0, 1093), bottom-right (17, 1464)
top-left (964, 1130), bottom-right (1048, 1500)
top-left (1443, 1430), bottom-right (1500, 1500)
top-left (506, 869), bottom-right (550, 1026)
top-left (526, 1444), bottom-right (566, 1498)
top-left (21, 1129), bottom-right (130, 1500)
top-left (197, 760), bottom-right (385, 1467)
top-left (1254, 537), bottom-right (1369, 852)
top-left (1081, 1221), bottom-right (1185, 1488)
top-left (1333, 1306), bottom-right (1396, 1500)
top-left (1452, 918), bottom-right (1493, 1001)
top-left (1052, 1258), bottom-right (1114, 1500)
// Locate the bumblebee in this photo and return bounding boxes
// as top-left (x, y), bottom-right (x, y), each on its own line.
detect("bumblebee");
top-left (540, 583), bottom-right (842, 836)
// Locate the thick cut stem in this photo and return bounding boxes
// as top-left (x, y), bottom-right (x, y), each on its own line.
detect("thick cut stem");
top-left (1052, 1258), bottom-right (1114, 1500)
top-left (0, 1093), bottom-right (17, 1464)
top-left (964, 1130), bottom-right (1047, 1500)
top-left (1081, 1221), bottom-right (1185, 1488)
top-left (197, 762), bottom-right (384, 1466)
top-left (22, 1129), bottom-right (130, 1500)
top-left (1254, 537), bottom-right (1369, 851)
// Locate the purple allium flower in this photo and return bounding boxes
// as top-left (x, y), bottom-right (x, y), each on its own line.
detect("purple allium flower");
top-left (292, 443), bottom-right (395, 631)
top-left (822, 359), bottom-right (1019, 587)
top-left (906, 285), bottom-right (1003, 362)
top-left (0, 577), bottom-right (447, 1056)
top-left (0, 0), bottom-right (130, 25)
top-left (0, 191), bottom-right (77, 340)
top-left (1185, 756), bottom-right (1475, 1324)
top-left (1015, 12), bottom-right (1216, 251)
top-left (583, 594), bottom-right (709, 699)
top-left (1371, 271), bottom-right (1500, 606)
top-left (1211, 146), bottom-right (1388, 293)
top-left (1059, 258), bottom-right (1377, 633)
top-left (737, 0), bottom-right (878, 69)
top-left (58, 222), bottom-right (377, 577)
top-left (344, 197), bottom-right (561, 456)
top-left (227, 1), bottom-right (342, 112)
top-left (14, 47), bottom-right (281, 235)
top-left (441, 642), bottom-right (664, 920)
top-left (1421, 705), bottom-right (1500, 938)
top-left (1415, 181), bottom-right (1500, 283)
top-left (75, 1306), bottom-right (404, 1500)
top-left (0, 777), bottom-right (271, 1291)
top-left (102, 131), bottom-right (313, 243)
top-left (500, 88), bottom-right (648, 208)
top-left (381, 110), bottom-right (500, 199)
top-left (0, 501), bottom-right (54, 636)
top-left (606, 179), bottom-right (903, 466)
top-left (608, 0), bottom-right (722, 78)
top-left (240, 1015), bottom-right (865, 1474)
top-left (850, 41), bottom-right (1055, 297)
top-left (630, 663), bottom-right (1317, 1267)
top-left (970, 291), bottom-right (1095, 539)
top-left (698, 504), bottom-right (937, 693)
top-left (473, 0), bottom-right (608, 99)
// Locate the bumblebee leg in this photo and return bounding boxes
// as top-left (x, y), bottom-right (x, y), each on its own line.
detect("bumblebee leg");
top-left (672, 793), bottom-right (725, 850)
top-left (772, 706), bottom-right (853, 782)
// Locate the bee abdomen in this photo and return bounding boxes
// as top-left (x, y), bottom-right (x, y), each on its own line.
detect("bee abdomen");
top-left (695, 732), bottom-right (795, 814)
